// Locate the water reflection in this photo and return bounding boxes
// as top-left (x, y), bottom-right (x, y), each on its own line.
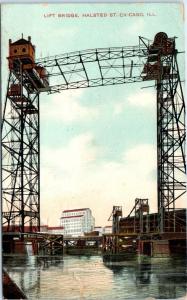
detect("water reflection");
top-left (36, 256), bottom-right (64, 270)
top-left (3, 255), bottom-right (187, 299)
top-left (4, 256), bottom-right (40, 295)
top-left (135, 264), bottom-right (151, 285)
top-left (103, 258), bottom-right (187, 299)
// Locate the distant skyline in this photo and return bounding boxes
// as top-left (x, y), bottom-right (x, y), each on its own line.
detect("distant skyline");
top-left (1, 3), bottom-right (185, 226)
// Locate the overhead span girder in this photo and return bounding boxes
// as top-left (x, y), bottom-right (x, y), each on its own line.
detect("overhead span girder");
top-left (36, 45), bottom-right (148, 93)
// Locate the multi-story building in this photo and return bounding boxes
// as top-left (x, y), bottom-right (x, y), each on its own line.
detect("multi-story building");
top-left (103, 225), bottom-right (112, 234)
top-left (60, 208), bottom-right (95, 237)
top-left (40, 225), bottom-right (64, 234)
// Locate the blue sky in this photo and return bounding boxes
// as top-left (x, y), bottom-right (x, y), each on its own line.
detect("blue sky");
top-left (1, 3), bottom-right (185, 226)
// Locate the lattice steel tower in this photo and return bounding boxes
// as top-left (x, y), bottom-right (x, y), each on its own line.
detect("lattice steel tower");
top-left (2, 37), bottom-right (49, 232)
top-left (142, 33), bottom-right (186, 232)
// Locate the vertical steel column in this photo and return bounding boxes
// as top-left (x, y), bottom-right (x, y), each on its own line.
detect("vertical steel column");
top-left (2, 67), bottom-right (40, 232)
top-left (157, 50), bottom-right (186, 232)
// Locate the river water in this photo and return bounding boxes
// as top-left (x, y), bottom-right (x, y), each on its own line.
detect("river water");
top-left (3, 255), bottom-right (187, 300)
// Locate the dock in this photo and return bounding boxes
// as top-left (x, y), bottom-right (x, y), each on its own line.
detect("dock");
top-left (3, 269), bottom-right (27, 299)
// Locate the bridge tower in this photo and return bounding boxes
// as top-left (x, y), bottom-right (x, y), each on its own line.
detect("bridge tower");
top-left (2, 36), bottom-right (49, 232)
top-left (142, 32), bottom-right (186, 232)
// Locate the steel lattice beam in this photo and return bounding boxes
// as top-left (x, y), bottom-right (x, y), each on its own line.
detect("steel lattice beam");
top-left (36, 45), bottom-right (147, 93)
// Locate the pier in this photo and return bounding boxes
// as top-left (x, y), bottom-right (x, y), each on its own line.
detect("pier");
top-left (103, 206), bottom-right (186, 261)
top-left (3, 232), bottom-right (63, 256)
top-left (64, 236), bottom-right (102, 255)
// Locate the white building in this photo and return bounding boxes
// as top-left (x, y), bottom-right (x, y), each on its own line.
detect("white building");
top-left (40, 225), bottom-right (64, 234)
top-left (60, 208), bottom-right (95, 237)
top-left (103, 226), bottom-right (112, 234)
top-left (47, 226), bottom-right (64, 234)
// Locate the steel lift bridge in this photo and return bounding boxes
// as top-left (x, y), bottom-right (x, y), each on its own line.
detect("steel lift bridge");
top-left (2, 32), bottom-right (185, 234)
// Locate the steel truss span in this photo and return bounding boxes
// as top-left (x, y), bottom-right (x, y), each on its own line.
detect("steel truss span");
top-left (36, 45), bottom-right (147, 93)
top-left (2, 32), bottom-right (186, 233)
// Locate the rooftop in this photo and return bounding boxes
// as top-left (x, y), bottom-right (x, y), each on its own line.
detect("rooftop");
top-left (61, 215), bottom-right (84, 219)
top-left (11, 38), bottom-right (30, 45)
top-left (63, 208), bottom-right (89, 213)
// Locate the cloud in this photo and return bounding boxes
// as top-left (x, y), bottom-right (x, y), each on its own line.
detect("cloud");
top-left (125, 18), bottom-right (145, 35)
top-left (40, 135), bottom-right (158, 226)
top-left (41, 132), bottom-right (99, 174)
top-left (131, 18), bottom-right (145, 33)
top-left (128, 90), bottom-right (156, 108)
top-left (113, 101), bottom-right (126, 115)
top-left (40, 89), bottom-right (98, 123)
top-left (113, 90), bottom-right (155, 115)
top-left (123, 144), bottom-right (156, 173)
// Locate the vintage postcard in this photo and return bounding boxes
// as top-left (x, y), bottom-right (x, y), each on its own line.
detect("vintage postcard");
top-left (1, 2), bottom-right (186, 300)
